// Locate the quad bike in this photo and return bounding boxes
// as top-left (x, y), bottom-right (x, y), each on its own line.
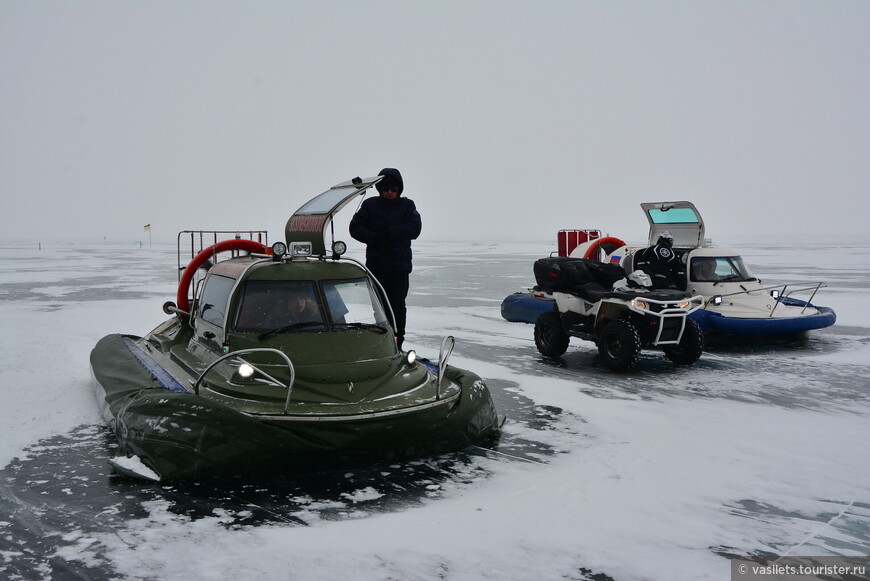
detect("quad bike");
top-left (531, 257), bottom-right (704, 371)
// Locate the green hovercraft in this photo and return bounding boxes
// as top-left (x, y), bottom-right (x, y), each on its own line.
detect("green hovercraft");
top-left (90, 176), bottom-right (500, 481)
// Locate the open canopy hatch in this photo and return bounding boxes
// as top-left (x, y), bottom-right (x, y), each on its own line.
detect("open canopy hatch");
top-left (641, 201), bottom-right (706, 248)
top-left (284, 176), bottom-right (383, 257)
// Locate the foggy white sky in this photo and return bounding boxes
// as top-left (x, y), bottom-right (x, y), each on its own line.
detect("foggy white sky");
top-left (2, 1), bottom-right (869, 246)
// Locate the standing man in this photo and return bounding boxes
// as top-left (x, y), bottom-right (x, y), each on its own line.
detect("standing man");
top-left (350, 168), bottom-right (422, 350)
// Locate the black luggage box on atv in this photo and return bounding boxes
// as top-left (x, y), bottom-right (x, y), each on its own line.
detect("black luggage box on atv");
top-left (533, 257), bottom-right (626, 293)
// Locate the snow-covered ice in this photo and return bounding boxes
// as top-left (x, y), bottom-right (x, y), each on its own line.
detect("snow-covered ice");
top-left (1, 238), bottom-right (868, 580)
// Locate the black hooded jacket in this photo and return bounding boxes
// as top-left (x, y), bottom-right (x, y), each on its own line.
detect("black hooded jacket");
top-left (349, 169), bottom-right (421, 274)
top-left (634, 240), bottom-right (685, 289)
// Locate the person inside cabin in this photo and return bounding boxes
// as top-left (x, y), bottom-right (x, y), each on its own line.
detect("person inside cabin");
top-left (236, 284), bottom-right (322, 331)
top-left (276, 289), bottom-right (321, 325)
top-left (634, 231), bottom-right (686, 289)
top-left (349, 167), bottom-right (422, 350)
top-left (691, 257), bottom-right (719, 282)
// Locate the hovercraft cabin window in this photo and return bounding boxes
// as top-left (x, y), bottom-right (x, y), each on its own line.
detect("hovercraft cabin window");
top-left (198, 275), bottom-right (235, 326)
top-left (648, 207), bottom-right (699, 224)
top-left (234, 280), bottom-right (323, 332)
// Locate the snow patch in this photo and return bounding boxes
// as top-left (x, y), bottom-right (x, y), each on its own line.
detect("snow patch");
top-left (108, 455), bottom-right (160, 481)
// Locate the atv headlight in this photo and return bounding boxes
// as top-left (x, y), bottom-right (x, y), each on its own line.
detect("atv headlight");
top-left (631, 298), bottom-right (648, 311)
top-left (711, 295), bottom-right (723, 306)
top-left (770, 289), bottom-right (781, 299)
top-left (405, 350), bottom-right (417, 366)
top-left (677, 300), bottom-right (690, 308)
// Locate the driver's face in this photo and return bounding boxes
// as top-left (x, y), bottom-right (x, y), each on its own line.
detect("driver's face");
top-left (288, 295), bottom-right (306, 313)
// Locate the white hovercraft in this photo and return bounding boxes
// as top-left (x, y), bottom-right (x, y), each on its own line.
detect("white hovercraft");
top-left (501, 201), bottom-right (836, 336)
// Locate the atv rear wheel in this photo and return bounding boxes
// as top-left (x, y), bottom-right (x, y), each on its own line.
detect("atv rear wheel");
top-left (597, 319), bottom-right (641, 371)
top-left (534, 312), bottom-right (569, 357)
top-left (663, 317), bottom-right (704, 365)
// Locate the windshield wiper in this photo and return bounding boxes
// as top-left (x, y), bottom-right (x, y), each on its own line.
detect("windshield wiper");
top-left (714, 274), bottom-right (744, 285)
top-left (334, 322), bottom-right (389, 334)
top-left (259, 321), bottom-right (325, 340)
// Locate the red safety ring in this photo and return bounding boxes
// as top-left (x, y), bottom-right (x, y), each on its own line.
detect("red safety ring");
top-left (176, 239), bottom-right (267, 315)
top-left (582, 236), bottom-right (627, 261)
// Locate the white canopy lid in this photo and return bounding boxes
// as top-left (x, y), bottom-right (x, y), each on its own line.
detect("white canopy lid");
top-left (640, 201), bottom-right (706, 248)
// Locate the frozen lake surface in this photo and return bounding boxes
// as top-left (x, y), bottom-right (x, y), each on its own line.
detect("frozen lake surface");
top-left (1, 238), bottom-right (868, 580)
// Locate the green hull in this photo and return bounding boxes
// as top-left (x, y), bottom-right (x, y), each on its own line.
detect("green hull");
top-left (90, 334), bottom-right (499, 480)
top-left (90, 218), bottom-right (499, 480)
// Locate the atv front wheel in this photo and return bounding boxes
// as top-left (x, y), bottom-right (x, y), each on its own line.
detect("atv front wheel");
top-left (534, 312), bottom-right (569, 357)
top-left (597, 320), bottom-right (641, 371)
top-left (663, 318), bottom-right (704, 365)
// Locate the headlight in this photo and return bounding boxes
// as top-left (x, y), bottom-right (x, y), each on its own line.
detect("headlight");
top-left (711, 295), bottom-right (723, 306)
top-left (238, 363), bottom-right (255, 378)
top-left (271, 241), bottom-right (287, 260)
top-left (770, 289), bottom-right (781, 299)
top-left (631, 298), bottom-right (648, 310)
top-left (405, 350), bottom-right (417, 366)
top-left (677, 300), bottom-right (690, 308)
top-left (289, 241), bottom-right (313, 259)
top-left (332, 240), bottom-right (347, 257)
